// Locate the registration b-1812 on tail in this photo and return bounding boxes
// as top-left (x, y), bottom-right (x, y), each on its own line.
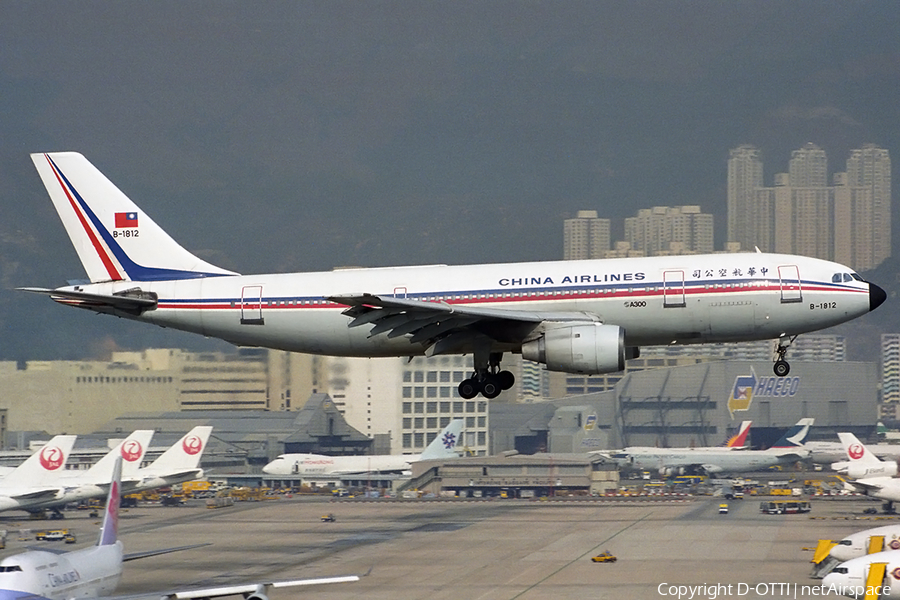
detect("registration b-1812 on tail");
top-left (21, 153), bottom-right (886, 398)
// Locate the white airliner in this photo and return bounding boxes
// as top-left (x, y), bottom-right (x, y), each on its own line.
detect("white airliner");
top-left (823, 550), bottom-right (900, 598)
top-left (263, 419), bottom-right (464, 477)
top-left (0, 457), bottom-right (360, 600)
top-left (608, 418), bottom-right (813, 476)
top-left (835, 434), bottom-right (900, 512)
top-left (21, 152), bottom-right (887, 398)
top-left (829, 524), bottom-right (900, 563)
top-left (833, 432), bottom-right (899, 479)
top-left (22, 430), bottom-right (154, 514)
top-left (0, 435), bottom-right (77, 512)
top-left (126, 426), bottom-right (213, 492)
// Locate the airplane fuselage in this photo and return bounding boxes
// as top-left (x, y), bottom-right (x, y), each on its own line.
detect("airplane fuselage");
top-left (264, 454), bottom-right (413, 477)
top-left (57, 252), bottom-right (873, 359)
top-left (616, 447), bottom-right (806, 474)
top-left (0, 543), bottom-right (122, 600)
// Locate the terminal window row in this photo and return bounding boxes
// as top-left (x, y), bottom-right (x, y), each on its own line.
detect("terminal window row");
top-left (402, 401), bottom-right (486, 414)
top-left (403, 371), bottom-right (466, 383)
top-left (76, 376), bottom-right (174, 384)
top-left (403, 430), bottom-right (487, 449)
top-left (403, 416), bottom-right (486, 429)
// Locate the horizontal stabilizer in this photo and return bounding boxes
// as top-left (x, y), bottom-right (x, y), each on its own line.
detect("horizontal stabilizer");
top-left (17, 286), bottom-right (157, 315)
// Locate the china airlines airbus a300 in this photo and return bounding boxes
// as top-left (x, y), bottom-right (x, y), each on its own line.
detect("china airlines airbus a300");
top-left (21, 153), bottom-right (887, 398)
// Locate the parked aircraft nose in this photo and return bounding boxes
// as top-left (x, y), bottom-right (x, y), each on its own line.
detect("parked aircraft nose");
top-left (870, 282), bottom-right (887, 312)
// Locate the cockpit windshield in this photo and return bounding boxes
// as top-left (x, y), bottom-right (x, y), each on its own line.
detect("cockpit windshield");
top-left (0, 565), bottom-right (23, 573)
top-left (832, 273), bottom-right (865, 283)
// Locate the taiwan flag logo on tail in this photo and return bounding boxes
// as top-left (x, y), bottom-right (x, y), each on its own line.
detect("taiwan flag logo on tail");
top-left (115, 212), bottom-right (138, 228)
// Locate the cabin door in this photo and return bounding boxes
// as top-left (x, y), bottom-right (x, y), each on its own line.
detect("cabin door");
top-left (240, 285), bottom-right (265, 325)
top-left (663, 270), bottom-right (686, 308)
top-left (777, 265), bottom-right (802, 303)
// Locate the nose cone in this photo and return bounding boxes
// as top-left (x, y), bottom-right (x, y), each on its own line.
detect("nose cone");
top-left (870, 282), bottom-right (887, 312)
top-left (262, 462), bottom-right (276, 474)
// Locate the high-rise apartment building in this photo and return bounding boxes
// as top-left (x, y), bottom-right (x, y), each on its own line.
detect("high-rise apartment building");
top-left (845, 145), bottom-right (892, 270)
top-left (881, 334), bottom-right (900, 418)
top-left (563, 210), bottom-right (611, 260)
top-left (729, 143), bottom-right (891, 270)
top-left (727, 145), bottom-right (764, 252)
top-left (624, 206), bottom-right (713, 255)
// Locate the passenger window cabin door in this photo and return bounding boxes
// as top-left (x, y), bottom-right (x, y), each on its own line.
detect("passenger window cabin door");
top-left (240, 285), bottom-right (265, 325)
top-left (777, 265), bottom-right (802, 303)
top-left (663, 270), bottom-right (686, 308)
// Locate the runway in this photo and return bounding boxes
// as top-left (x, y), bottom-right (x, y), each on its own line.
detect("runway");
top-left (0, 495), bottom-right (888, 599)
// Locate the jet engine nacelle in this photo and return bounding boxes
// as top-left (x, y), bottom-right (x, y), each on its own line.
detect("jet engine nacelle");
top-left (247, 584), bottom-right (270, 600)
top-left (522, 323), bottom-right (625, 374)
top-left (845, 461), bottom-right (898, 479)
top-left (659, 466), bottom-right (684, 477)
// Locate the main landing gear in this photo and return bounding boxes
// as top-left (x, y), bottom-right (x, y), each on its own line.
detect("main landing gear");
top-left (458, 352), bottom-right (515, 399)
top-left (773, 335), bottom-right (797, 377)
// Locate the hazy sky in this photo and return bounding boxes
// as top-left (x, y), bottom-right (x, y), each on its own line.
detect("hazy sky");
top-left (2, 1), bottom-right (898, 359)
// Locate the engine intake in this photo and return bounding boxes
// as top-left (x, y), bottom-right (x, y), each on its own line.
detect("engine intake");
top-left (521, 323), bottom-right (625, 374)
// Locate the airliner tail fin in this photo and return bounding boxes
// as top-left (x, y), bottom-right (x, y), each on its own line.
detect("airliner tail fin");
top-left (419, 419), bottom-right (464, 461)
top-left (31, 152), bottom-right (236, 283)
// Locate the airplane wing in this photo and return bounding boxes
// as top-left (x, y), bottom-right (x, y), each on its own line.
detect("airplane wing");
top-left (17, 287), bottom-right (157, 316)
top-left (158, 575), bottom-right (361, 599)
top-left (329, 293), bottom-right (599, 354)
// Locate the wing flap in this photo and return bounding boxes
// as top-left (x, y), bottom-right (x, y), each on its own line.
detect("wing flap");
top-left (329, 293), bottom-right (599, 349)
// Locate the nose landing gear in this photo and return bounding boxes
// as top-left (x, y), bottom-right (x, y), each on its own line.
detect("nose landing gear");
top-left (773, 335), bottom-right (797, 377)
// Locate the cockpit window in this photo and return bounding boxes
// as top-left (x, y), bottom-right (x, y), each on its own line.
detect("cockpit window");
top-left (832, 567), bottom-right (848, 574)
top-left (834, 273), bottom-right (864, 283)
top-left (838, 540), bottom-right (852, 545)
top-left (0, 565), bottom-right (22, 572)
top-left (852, 273), bottom-right (864, 282)
top-left (833, 274), bottom-right (842, 283)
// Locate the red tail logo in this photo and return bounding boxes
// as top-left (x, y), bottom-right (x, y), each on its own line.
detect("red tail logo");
top-left (39, 445), bottom-right (65, 470)
top-left (848, 443), bottom-right (865, 460)
top-left (121, 440), bottom-right (143, 462)
top-left (183, 435), bottom-right (203, 455)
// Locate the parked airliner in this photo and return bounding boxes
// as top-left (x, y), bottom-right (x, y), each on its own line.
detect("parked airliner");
top-left (608, 418), bottom-right (813, 476)
top-left (0, 435), bottom-right (77, 513)
top-left (0, 458), bottom-right (360, 600)
top-left (263, 419), bottom-right (463, 477)
top-left (21, 152), bottom-right (886, 398)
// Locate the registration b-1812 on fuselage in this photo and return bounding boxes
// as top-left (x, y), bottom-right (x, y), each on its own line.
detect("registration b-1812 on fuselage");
top-left (21, 153), bottom-right (886, 398)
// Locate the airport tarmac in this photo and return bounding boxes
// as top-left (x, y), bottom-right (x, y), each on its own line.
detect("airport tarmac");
top-left (0, 495), bottom-right (890, 600)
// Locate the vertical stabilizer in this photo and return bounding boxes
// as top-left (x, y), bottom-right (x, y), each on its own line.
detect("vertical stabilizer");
top-left (2, 435), bottom-right (77, 488)
top-left (86, 430), bottom-right (155, 482)
top-left (30, 152), bottom-right (237, 283)
top-left (725, 421), bottom-right (752, 448)
top-left (770, 418), bottom-right (814, 449)
top-left (143, 426), bottom-right (213, 475)
top-left (98, 456), bottom-right (122, 546)
top-left (418, 419), bottom-right (464, 461)
top-left (838, 433), bottom-right (883, 465)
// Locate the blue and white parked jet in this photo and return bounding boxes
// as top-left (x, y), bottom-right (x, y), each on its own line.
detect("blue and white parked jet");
top-left (263, 418), bottom-right (464, 478)
top-left (21, 153), bottom-right (886, 398)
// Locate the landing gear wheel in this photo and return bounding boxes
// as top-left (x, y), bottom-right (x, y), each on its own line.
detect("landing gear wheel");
top-left (497, 370), bottom-right (515, 390)
top-left (773, 360), bottom-right (790, 377)
top-left (458, 379), bottom-right (478, 399)
top-left (481, 377), bottom-right (502, 399)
